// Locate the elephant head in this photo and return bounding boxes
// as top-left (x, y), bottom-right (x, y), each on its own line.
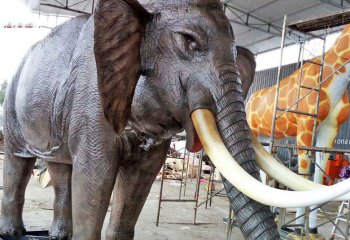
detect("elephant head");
top-left (94, 0), bottom-right (350, 239)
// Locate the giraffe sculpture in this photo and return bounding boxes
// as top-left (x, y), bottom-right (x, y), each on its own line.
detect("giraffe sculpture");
top-left (246, 24), bottom-right (350, 178)
top-left (246, 24), bottom-right (350, 234)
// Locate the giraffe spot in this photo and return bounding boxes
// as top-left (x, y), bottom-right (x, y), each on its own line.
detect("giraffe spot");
top-left (342, 92), bottom-right (349, 102)
top-left (264, 110), bottom-right (273, 124)
top-left (319, 89), bottom-right (328, 102)
top-left (251, 95), bottom-right (261, 110)
top-left (335, 35), bottom-right (349, 56)
top-left (261, 117), bottom-right (272, 129)
top-left (299, 132), bottom-right (312, 146)
top-left (286, 112), bottom-right (297, 123)
top-left (302, 76), bottom-right (317, 88)
top-left (299, 159), bottom-right (309, 170)
top-left (260, 127), bottom-right (271, 137)
top-left (306, 92), bottom-right (317, 106)
top-left (318, 101), bottom-right (330, 121)
top-left (275, 131), bottom-right (286, 139)
top-left (305, 64), bottom-right (319, 77)
top-left (305, 119), bottom-right (314, 129)
top-left (325, 51), bottom-right (337, 66)
top-left (337, 103), bottom-right (350, 125)
top-left (278, 98), bottom-right (287, 108)
top-left (279, 84), bottom-right (288, 98)
top-left (250, 113), bottom-right (259, 128)
top-left (266, 90), bottom-right (275, 105)
top-left (257, 105), bottom-right (265, 119)
top-left (286, 122), bottom-right (297, 136)
top-left (298, 98), bottom-right (312, 114)
top-left (251, 128), bottom-right (258, 137)
top-left (321, 65), bottom-right (333, 85)
top-left (334, 63), bottom-right (346, 73)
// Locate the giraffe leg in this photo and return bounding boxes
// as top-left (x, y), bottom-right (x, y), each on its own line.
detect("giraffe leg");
top-left (309, 102), bottom-right (345, 232)
top-left (296, 117), bottom-right (314, 175)
top-left (295, 117), bottom-right (314, 228)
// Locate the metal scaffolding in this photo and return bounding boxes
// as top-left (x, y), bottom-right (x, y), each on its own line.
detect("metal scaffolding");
top-left (267, 11), bottom-right (350, 239)
top-left (155, 142), bottom-right (204, 226)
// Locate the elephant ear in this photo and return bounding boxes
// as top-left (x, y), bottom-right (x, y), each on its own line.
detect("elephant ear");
top-left (236, 46), bottom-right (256, 100)
top-left (94, 0), bottom-right (151, 133)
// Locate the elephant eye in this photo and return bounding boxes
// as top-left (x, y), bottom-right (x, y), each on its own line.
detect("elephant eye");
top-left (183, 34), bottom-right (201, 52)
top-left (172, 30), bottom-right (206, 60)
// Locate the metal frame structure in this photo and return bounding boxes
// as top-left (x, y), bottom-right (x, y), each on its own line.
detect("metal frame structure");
top-left (156, 145), bottom-right (204, 226)
top-left (40, 0), bottom-right (94, 14)
top-left (223, 1), bottom-right (350, 54)
top-left (267, 11), bottom-right (350, 239)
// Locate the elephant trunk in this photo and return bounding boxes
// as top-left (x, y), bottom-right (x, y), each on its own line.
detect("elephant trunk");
top-left (215, 72), bottom-right (279, 239)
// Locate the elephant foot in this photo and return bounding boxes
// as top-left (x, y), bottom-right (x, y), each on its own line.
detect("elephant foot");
top-left (50, 220), bottom-right (72, 240)
top-left (106, 228), bottom-right (134, 240)
top-left (0, 217), bottom-right (26, 236)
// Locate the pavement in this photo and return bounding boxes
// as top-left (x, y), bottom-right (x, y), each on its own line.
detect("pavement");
top-left (0, 155), bottom-right (347, 240)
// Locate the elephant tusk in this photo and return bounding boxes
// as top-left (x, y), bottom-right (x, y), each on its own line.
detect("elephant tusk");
top-left (251, 136), bottom-right (350, 201)
top-left (191, 109), bottom-right (350, 208)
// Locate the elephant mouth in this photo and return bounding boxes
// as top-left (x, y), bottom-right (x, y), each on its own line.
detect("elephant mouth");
top-left (184, 116), bottom-right (203, 152)
top-left (191, 108), bottom-right (350, 207)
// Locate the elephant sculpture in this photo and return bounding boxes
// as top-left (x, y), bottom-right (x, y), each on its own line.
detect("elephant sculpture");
top-left (2, 0), bottom-right (350, 240)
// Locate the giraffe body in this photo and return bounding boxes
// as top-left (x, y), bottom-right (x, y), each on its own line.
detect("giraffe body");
top-left (246, 25), bottom-right (350, 175)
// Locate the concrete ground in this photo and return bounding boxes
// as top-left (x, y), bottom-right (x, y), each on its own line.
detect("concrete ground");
top-left (0, 155), bottom-right (245, 240)
top-left (0, 155), bottom-right (348, 240)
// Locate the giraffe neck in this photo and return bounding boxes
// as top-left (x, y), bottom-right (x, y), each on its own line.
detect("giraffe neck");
top-left (325, 66), bottom-right (349, 109)
top-left (321, 25), bottom-right (350, 108)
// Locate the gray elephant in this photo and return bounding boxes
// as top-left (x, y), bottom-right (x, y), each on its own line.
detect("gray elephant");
top-left (0, 0), bottom-right (284, 239)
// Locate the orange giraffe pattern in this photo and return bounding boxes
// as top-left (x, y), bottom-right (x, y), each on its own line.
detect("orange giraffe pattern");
top-left (246, 24), bottom-right (350, 176)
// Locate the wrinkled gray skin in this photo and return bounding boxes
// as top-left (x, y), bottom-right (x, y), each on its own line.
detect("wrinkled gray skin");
top-left (0, 0), bottom-right (279, 239)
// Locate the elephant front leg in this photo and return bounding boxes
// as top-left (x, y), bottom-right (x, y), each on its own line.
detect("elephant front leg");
top-left (106, 140), bottom-right (170, 240)
top-left (0, 150), bottom-right (36, 236)
top-left (71, 152), bottom-right (118, 240)
top-left (47, 162), bottom-right (72, 239)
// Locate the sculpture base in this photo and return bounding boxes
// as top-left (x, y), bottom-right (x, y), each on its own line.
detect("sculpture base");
top-left (0, 231), bottom-right (51, 240)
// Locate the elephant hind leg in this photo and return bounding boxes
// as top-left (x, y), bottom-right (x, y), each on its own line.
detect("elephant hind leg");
top-left (0, 150), bottom-right (36, 236)
top-left (47, 161), bottom-right (72, 239)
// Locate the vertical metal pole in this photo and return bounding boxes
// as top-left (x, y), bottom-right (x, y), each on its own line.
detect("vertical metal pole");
top-left (226, 204), bottom-right (233, 240)
top-left (305, 207), bottom-right (310, 240)
top-left (191, 152), bottom-right (195, 182)
top-left (269, 15), bottom-right (288, 151)
top-left (91, 0), bottom-right (95, 13)
top-left (179, 148), bottom-right (187, 199)
top-left (297, 38), bottom-right (303, 68)
top-left (205, 165), bottom-right (213, 209)
top-left (311, 30), bottom-right (327, 148)
top-left (345, 201), bottom-right (350, 237)
top-left (184, 151), bottom-right (190, 197)
top-left (309, 30), bottom-right (328, 232)
top-left (156, 164), bottom-right (166, 227)
top-left (194, 151), bottom-right (203, 225)
top-left (296, 40), bottom-right (305, 111)
top-left (209, 166), bottom-right (214, 207)
top-left (269, 14), bottom-right (288, 235)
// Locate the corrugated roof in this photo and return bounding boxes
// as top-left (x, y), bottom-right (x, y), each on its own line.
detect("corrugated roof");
top-left (33, 0), bottom-right (350, 54)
